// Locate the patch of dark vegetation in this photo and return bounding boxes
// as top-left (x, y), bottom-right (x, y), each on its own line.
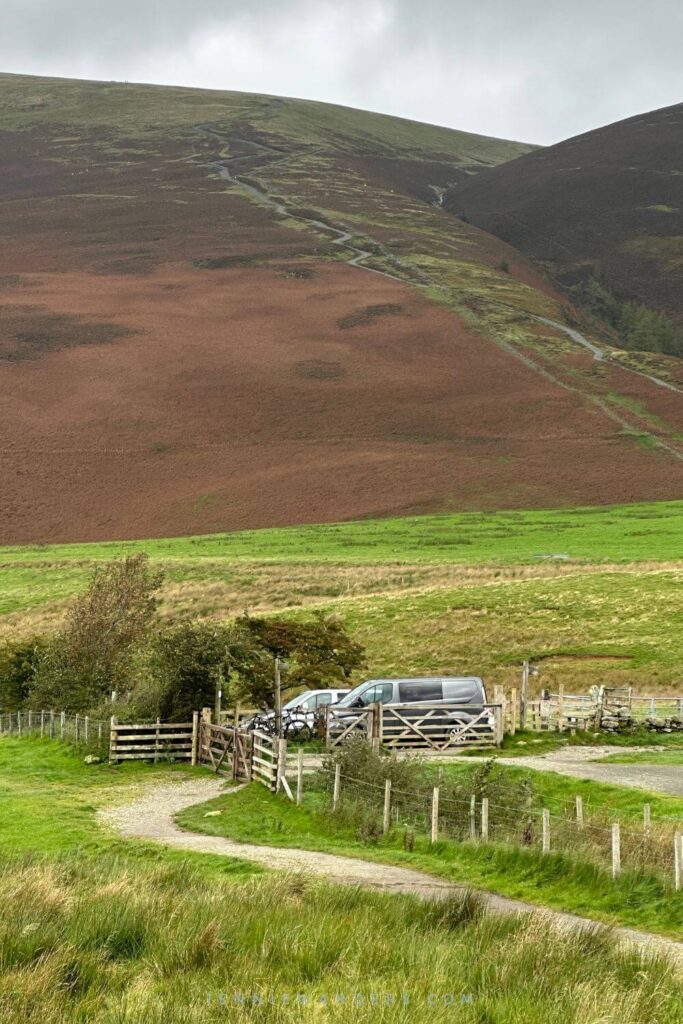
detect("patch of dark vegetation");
top-left (279, 265), bottom-right (315, 280)
top-left (295, 359), bottom-right (345, 380)
top-left (98, 251), bottom-right (158, 276)
top-left (338, 303), bottom-right (404, 330)
top-left (192, 254), bottom-right (265, 270)
top-left (0, 274), bottom-right (34, 290)
top-left (0, 305), bottom-right (138, 361)
top-left (568, 274), bottom-right (683, 357)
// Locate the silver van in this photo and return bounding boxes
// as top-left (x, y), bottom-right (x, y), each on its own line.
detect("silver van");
top-left (329, 676), bottom-right (488, 737)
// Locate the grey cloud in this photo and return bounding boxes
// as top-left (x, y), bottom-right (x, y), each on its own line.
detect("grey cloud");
top-left (0, 0), bottom-right (681, 143)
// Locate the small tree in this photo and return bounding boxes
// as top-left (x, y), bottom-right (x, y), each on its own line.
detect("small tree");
top-left (135, 620), bottom-right (272, 722)
top-left (30, 554), bottom-right (163, 711)
top-left (237, 612), bottom-right (365, 699)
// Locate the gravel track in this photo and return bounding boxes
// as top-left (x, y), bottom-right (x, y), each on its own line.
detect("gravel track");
top-left (100, 777), bottom-right (683, 965)
top-left (489, 746), bottom-right (683, 796)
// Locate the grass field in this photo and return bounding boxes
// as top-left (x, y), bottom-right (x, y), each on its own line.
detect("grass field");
top-left (4, 500), bottom-right (682, 565)
top-left (2, 738), bottom-right (681, 1021)
top-left (1, 501), bottom-right (682, 692)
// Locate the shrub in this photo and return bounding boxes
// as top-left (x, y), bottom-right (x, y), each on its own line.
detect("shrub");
top-left (128, 621), bottom-right (272, 722)
top-left (0, 636), bottom-right (49, 710)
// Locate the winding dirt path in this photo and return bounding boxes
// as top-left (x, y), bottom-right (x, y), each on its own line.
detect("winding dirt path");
top-left (100, 777), bottom-right (682, 964)
top-left (196, 124), bottom-right (405, 282)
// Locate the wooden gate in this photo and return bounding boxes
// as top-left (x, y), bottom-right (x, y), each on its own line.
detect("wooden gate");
top-left (379, 703), bottom-right (501, 750)
top-left (325, 706), bottom-right (376, 747)
top-left (251, 729), bottom-right (279, 791)
top-left (198, 719), bottom-right (252, 781)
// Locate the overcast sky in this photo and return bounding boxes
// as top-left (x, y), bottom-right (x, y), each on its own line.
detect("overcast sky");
top-left (1, 0), bottom-right (681, 144)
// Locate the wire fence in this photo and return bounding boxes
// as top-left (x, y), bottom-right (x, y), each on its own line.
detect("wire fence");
top-left (0, 709), bottom-right (111, 753)
top-left (310, 764), bottom-right (683, 888)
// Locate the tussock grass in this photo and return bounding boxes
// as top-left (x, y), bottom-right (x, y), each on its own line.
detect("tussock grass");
top-left (0, 854), bottom-right (679, 1023)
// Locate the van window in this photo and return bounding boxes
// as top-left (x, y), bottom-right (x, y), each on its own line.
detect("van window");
top-left (442, 679), bottom-right (482, 703)
top-left (315, 693), bottom-right (333, 707)
top-left (398, 680), bottom-right (443, 702)
top-left (358, 682), bottom-right (394, 706)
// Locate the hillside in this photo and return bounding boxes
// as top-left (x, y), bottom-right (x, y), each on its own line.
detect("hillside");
top-left (0, 74), bottom-right (682, 544)
top-left (447, 103), bottom-right (683, 344)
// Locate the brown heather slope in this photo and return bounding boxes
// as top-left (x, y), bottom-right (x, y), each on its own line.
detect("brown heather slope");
top-left (0, 74), bottom-right (681, 543)
top-left (447, 103), bottom-right (683, 325)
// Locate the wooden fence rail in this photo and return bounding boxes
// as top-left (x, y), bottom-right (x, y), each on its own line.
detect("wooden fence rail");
top-left (109, 719), bottom-right (194, 761)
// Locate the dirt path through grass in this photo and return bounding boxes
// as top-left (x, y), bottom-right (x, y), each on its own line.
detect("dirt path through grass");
top-left (101, 776), bottom-right (683, 964)
top-left (491, 746), bottom-right (683, 796)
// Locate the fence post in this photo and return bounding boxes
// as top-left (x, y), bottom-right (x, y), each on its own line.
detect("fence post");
top-left (481, 797), bottom-right (489, 843)
top-left (333, 764), bottom-right (341, 811)
top-left (510, 688), bottom-right (517, 735)
top-left (612, 823), bottom-right (621, 879)
top-left (557, 684), bottom-right (565, 732)
top-left (60, 711), bottom-right (65, 740)
top-left (643, 804), bottom-right (651, 833)
top-left (109, 716), bottom-right (117, 762)
top-left (28, 710), bottom-right (33, 731)
top-left (575, 795), bottom-right (583, 830)
top-left (520, 660), bottom-right (529, 730)
top-left (84, 715), bottom-right (90, 746)
top-left (276, 738), bottom-right (287, 794)
top-left (431, 787), bottom-right (440, 843)
top-left (40, 710), bottom-right (45, 738)
top-left (675, 832), bottom-right (682, 892)
top-left (191, 711), bottom-right (199, 767)
top-left (493, 704), bottom-right (504, 747)
top-left (98, 722), bottom-right (103, 742)
top-left (382, 778), bottom-right (392, 835)
top-left (469, 794), bottom-right (476, 840)
top-left (18, 711), bottom-right (22, 736)
top-left (542, 809), bottom-right (550, 853)
top-left (50, 710), bottom-right (55, 739)
top-left (297, 747), bottom-right (304, 806)
top-left (200, 707), bottom-right (212, 764)
top-left (370, 702), bottom-right (382, 752)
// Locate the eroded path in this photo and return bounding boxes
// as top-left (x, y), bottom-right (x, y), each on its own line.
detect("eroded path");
top-left (101, 777), bottom-right (682, 964)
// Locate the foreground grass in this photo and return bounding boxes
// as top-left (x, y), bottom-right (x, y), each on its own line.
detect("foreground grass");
top-left (1, 856), bottom-right (680, 1024)
top-left (179, 782), bottom-right (683, 938)
top-left (1, 738), bottom-right (680, 1021)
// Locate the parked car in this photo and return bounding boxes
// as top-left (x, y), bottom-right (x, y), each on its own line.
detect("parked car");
top-left (248, 688), bottom-right (351, 740)
top-left (328, 676), bottom-right (489, 739)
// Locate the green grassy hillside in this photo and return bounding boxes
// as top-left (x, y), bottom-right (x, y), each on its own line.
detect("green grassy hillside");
top-left (1, 501), bottom-right (682, 692)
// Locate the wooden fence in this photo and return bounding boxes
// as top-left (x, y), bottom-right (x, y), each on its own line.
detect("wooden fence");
top-left (109, 719), bottom-right (195, 761)
top-left (0, 709), bottom-right (110, 748)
